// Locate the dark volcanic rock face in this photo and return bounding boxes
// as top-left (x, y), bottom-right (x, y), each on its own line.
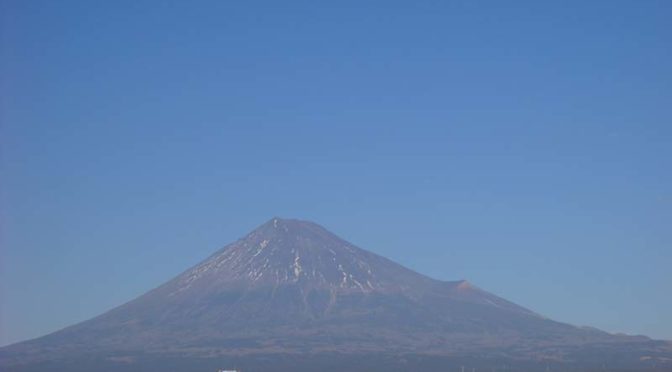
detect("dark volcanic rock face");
top-left (1, 218), bottom-right (671, 371)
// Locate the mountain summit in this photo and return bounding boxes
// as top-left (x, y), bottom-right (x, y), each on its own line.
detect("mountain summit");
top-left (1, 218), bottom-right (671, 372)
top-left (170, 217), bottom-right (432, 293)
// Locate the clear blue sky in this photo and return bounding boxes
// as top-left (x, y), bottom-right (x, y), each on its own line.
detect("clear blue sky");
top-left (1, 0), bottom-right (670, 346)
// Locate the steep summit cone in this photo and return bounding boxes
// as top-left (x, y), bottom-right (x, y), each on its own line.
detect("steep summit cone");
top-left (2, 218), bottom-right (671, 372)
top-left (166, 217), bottom-right (433, 296)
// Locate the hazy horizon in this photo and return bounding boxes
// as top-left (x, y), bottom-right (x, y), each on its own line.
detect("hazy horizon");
top-left (1, 0), bottom-right (671, 351)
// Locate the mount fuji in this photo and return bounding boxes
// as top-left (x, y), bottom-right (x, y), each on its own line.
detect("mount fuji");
top-left (1, 218), bottom-right (670, 371)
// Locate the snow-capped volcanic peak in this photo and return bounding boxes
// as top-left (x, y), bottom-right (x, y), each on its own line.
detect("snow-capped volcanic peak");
top-left (171, 218), bottom-right (422, 295)
top-left (4, 216), bottom-right (666, 372)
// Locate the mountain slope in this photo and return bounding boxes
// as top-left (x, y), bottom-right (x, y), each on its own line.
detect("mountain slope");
top-left (2, 217), bottom-right (671, 372)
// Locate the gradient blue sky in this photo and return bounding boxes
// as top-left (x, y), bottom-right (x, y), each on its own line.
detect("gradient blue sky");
top-left (1, 0), bottom-right (670, 346)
